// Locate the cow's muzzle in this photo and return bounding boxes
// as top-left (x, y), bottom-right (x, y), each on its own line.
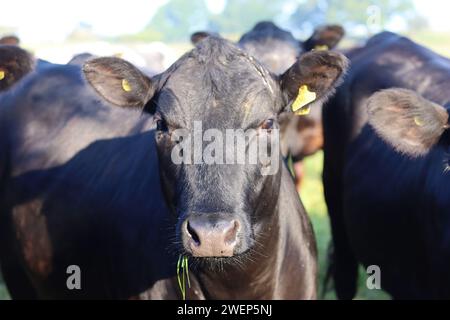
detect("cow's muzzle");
top-left (181, 214), bottom-right (241, 257)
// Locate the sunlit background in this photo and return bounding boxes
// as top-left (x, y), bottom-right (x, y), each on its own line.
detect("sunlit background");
top-left (2, 0), bottom-right (450, 63)
top-left (1, 0), bottom-right (449, 300)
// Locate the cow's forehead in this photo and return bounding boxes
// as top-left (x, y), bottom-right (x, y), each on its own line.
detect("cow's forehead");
top-left (163, 56), bottom-right (273, 97)
top-left (155, 37), bottom-right (279, 126)
top-left (165, 38), bottom-right (275, 90)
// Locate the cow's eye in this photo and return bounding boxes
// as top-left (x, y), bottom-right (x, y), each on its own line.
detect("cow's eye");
top-left (154, 114), bottom-right (168, 132)
top-left (260, 118), bottom-right (275, 130)
top-left (157, 119), bottom-right (168, 132)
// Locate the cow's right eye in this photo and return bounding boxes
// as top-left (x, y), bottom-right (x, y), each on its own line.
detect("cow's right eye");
top-left (156, 119), bottom-right (168, 132)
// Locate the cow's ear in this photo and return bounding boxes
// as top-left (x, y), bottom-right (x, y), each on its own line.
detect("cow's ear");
top-left (191, 31), bottom-right (214, 45)
top-left (367, 88), bottom-right (449, 157)
top-left (0, 35), bottom-right (20, 46)
top-left (279, 50), bottom-right (348, 115)
top-left (0, 46), bottom-right (35, 92)
top-left (83, 57), bottom-right (154, 109)
top-left (303, 25), bottom-right (345, 51)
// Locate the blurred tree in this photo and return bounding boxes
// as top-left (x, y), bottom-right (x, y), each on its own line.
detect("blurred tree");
top-left (135, 0), bottom-right (286, 42)
top-left (67, 23), bottom-right (98, 42)
top-left (132, 0), bottom-right (424, 42)
top-left (287, 0), bottom-right (420, 38)
top-left (209, 0), bottom-right (285, 35)
top-left (139, 0), bottom-right (211, 41)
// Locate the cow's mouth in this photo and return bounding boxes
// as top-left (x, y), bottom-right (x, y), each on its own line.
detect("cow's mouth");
top-left (183, 249), bottom-right (255, 271)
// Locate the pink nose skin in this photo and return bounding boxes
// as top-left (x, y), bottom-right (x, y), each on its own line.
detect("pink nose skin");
top-left (184, 218), bottom-right (240, 257)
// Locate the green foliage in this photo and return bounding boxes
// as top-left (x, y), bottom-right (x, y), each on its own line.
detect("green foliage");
top-left (208, 0), bottom-right (285, 34)
top-left (144, 0), bottom-right (211, 42)
top-left (134, 0), bottom-right (419, 42)
top-left (327, 0), bottom-right (416, 27)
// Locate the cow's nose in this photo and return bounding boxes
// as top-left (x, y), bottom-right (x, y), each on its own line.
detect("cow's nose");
top-left (183, 216), bottom-right (240, 257)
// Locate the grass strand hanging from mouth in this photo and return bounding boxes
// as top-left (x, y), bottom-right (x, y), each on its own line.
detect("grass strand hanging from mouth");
top-left (177, 255), bottom-right (190, 300)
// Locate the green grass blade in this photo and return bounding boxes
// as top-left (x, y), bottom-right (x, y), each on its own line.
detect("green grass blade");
top-left (176, 255), bottom-right (185, 299)
top-left (184, 257), bottom-right (191, 288)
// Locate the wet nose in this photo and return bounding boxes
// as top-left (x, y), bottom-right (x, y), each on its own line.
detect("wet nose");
top-left (182, 216), bottom-right (240, 257)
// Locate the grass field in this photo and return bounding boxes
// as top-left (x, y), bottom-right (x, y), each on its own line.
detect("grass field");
top-left (0, 272), bottom-right (7, 299)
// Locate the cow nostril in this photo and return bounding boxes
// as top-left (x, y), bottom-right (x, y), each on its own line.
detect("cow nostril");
top-left (186, 221), bottom-right (200, 246)
top-left (224, 220), bottom-right (240, 245)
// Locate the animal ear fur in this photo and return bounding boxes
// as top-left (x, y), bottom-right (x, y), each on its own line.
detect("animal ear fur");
top-left (280, 50), bottom-right (348, 115)
top-left (367, 88), bottom-right (449, 157)
top-left (83, 57), bottom-right (154, 109)
top-left (303, 25), bottom-right (345, 51)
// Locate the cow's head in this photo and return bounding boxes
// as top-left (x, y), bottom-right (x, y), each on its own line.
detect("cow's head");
top-left (83, 37), bottom-right (347, 265)
top-left (0, 45), bottom-right (35, 92)
top-left (367, 88), bottom-right (449, 157)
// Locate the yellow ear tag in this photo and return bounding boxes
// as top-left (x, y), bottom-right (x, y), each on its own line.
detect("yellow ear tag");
top-left (291, 85), bottom-right (316, 115)
top-left (0, 70), bottom-right (5, 80)
top-left (414, 116), bottom-right (424, 127)
top-left (314, 45), bottom-right (329, 51)
top-left (296, 105), bottom-right (311, 115)
top-left (121, 79), bottom-right (132, 92)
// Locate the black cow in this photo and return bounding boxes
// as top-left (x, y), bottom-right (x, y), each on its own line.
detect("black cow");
top-left (0, 45), bottom-right (35, 92)
top-left (322, 31), bottom-right (450, 299)
top-left (0, 37), bottom-right (347, 299)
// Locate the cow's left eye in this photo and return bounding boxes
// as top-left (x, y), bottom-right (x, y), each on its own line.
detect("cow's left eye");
top-left (154, 113), bottom-right (168, 132)
top-left (260, 118), bottom-right (275, 130)
top-left (156, 119), bottom-right (168, 131)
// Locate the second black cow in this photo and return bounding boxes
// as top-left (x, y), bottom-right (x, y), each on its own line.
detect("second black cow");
top-left (323, 32), bottom-right (450, 299)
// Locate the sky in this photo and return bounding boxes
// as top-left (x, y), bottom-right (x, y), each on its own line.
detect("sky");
top-left (2, 0), bottom-right (168, 43)
top-left (414, 0), bottom-right (449, 31)
top-left (1, 0), bottom-right (448, 44)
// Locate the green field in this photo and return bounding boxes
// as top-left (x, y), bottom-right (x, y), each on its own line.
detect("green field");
top-left (0, 272), bottom-right (7, 299)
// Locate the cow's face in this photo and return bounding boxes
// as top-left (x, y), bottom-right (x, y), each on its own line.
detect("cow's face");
top-left (83, 37), bottom-right (347, 265)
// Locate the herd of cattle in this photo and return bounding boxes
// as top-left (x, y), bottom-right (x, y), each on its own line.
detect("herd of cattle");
top-left (0, 21), bottom-right (449, 300)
